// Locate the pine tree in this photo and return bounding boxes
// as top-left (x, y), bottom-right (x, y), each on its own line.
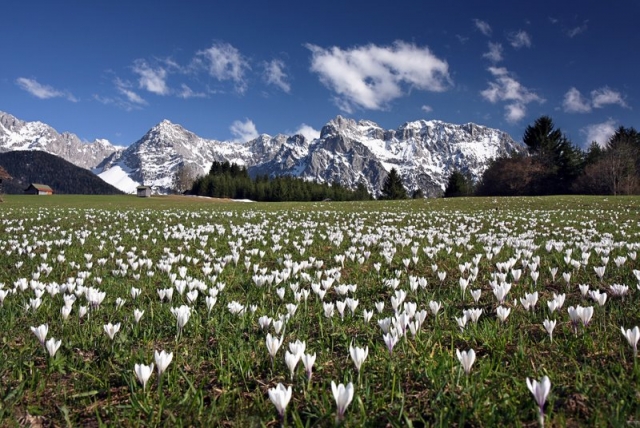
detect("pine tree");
top-left (444, 170), bottom-right (473, 197)
top-left (381, 168), bottom-right (407, 200)
top-left (522, 115), bottom-right (584, 194)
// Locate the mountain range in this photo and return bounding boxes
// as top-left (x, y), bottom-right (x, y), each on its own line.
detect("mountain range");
top-left (0, 111), bottom-right (522, 197)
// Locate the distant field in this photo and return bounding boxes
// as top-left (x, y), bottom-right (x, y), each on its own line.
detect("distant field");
top-left (1, 195), bottom-right (639, 426)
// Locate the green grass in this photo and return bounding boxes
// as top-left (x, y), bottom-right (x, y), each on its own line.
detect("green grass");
top-left (1, 195), bottom-right (640, 426)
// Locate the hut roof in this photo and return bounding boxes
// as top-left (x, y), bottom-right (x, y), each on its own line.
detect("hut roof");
top-left (28, 183), bottom-right (54, 192)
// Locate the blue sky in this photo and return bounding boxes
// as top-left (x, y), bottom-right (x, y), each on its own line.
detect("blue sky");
top-left (1, 0), bottom-right (637, 148)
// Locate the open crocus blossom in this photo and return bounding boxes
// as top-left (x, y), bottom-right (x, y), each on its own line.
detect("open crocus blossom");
top-left (526, 375), bottom-right (551, 427)
top-left (349, 344), bottom-right (368, 373)
top-left (45, 337), bottom-right (61, 357)
top-left (265, 333), bottom-right (283, 359)
top-left (30, 323), bottom-right (48, 346)
top-left (154, 349), bottom-right (173, 376)
top-left (456, 348), bottom-right (476, 375)
top-left (103, 322), bottom-right (121, 340)
top-left (268, 383), bottom-right (292, 419)
top-left (621, 326), bottom-right (640, 358)
top-left (134, 363), bottom-right (154, 391)
top-left (331, 381), bottom-right (354, 420)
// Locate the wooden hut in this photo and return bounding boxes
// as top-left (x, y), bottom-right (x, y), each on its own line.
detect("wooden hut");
top-left (25, 183), bottom-right (54, 195)
top-left (137, 185), bottom-right (152, 197)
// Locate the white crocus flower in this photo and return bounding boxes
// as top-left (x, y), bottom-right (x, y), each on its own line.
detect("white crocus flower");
top-left (621, 326), bottom-right (640, 358)
top-left (134, 363), bottom-right (154, 391)
top-left (331, 381), bottom-right (354, 420)
top-left (268, 383), bottom-right (292, 419)
top-left (154, 349), bottom-right (173, 377)
top-left (103, 322), bottom-right (121, 340)
top-left (30, 323), bottom-right (48, 346)
top-left (45, 337), bottom-right (62, 357)
top-left (349, 344), bottom-right (368, 373)
top-left (526, 375), bottom-right (551, 427)
top-left (456, 348), bottom-right (476, 375)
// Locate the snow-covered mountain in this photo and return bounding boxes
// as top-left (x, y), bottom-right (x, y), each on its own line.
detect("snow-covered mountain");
top-left (0, 111), bottom-right (523, 197)
top-left (98, 115), bottom-right (521, 196)
top-left (0, 111), bottom-right (123, 170)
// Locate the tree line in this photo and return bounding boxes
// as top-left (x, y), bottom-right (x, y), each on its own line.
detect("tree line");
top-left (445, 116), bottom-right (640, 197)
top-left (189, 161), bottom-right (372, 201)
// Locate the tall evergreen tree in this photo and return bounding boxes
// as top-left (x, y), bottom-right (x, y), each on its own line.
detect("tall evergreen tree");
top-left (521, 115), bottom-right (583, 194)
top-left (380, 168), bottom-right (407, 200)
top-left (444, 170), bottom-right (474, 197)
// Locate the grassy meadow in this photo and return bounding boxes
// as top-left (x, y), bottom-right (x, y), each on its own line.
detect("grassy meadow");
top-left (1, 194), bottom-right (640, 427)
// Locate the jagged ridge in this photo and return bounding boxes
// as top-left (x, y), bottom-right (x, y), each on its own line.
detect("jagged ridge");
top-left (0, 111), bottom-right (523, 197)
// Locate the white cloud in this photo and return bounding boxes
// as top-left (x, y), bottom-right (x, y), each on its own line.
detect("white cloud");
top-left (197, 42), bottom-right (250, 94)
top-left (505, 103), bottom-right (527, 123)
top-left (293, 124), bottom-right (320, 141)
top-left (567, 20), bottom-right (589, 38)
top-left (508, 30), bottom-right (532, 49)
top-left (230, 119), bottom-right (259, 143)
top-left (132, 60), bottom-right (169, 95)
top-left (591, 87), bottom-right (628, 109)
top-left (474, 19), bottom-right (492, 36)
top-left (263, 59), bottom-right (290, 93)
top-left (562, 86), bottom-right (628, 113)
top-left (306, 41), bottom-right (451, 113)
top-left (115, 78), bottom-right (147, 105)
top-left (562, 87), bottom-right (591, 113)
top-left (421, 105), bottom-right (433, 113)
top-left (482, 42), bottom-right (503, 62)
top-left (16, 77), bottom-right (76, 101)
top-left (581, 119), bottom-right (616, 147)
top-left (177, 84), bottom-right (206, 99)
top-left (480, 67), bottom-right (544, 123)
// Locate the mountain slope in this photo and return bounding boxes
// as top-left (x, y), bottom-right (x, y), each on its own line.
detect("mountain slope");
top-left (0, 151), bottom-right (124, 195)
top-left (0, 111), bottom-right (123, 170)
top-left (97, 116), bottom-right (522, 197)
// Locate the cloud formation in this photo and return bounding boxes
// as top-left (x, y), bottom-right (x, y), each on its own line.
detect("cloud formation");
top-left (132, 60), bottom-right (169, 95)
top-left (307, 41), bottom-right (451, 113)
top-left (197, 42), bottom-right (250, 94)
top-left (567, 20), bottom-right (589, 38)
top-left (293, 124), bottom-right (320, 141)
top-left (480, 67), bottom-right (544, 123)
top-left (115, 78), bottom-right (147, 106)
top-left (508, 30), bottom-right (532, 49)
top-left (482, 42), bottom-right (503, 62)
top-left (421, 105), bottom-right (433, 113)
top-left (562, 86), bottom-right (628, 113)
top-left (263, 59), bottom-right (291, 93)
top-left (581, 119), bottom-right (616, 147)
top-left (230, 118), bottom-right (259, 143)
top-left (562, 87), bottom-right (592, 113)
top-left (474, 19), bottom-right (492, 36)
top-left (177, 84), bottom-right (206, 99)
top-left (16, 77), bottom-right (76, 101)
top-left (591, 87), bottom-right (628, 109)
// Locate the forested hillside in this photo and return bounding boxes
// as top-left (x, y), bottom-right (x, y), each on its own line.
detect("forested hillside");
top-left (0, 151), bottom-right (124, 195)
